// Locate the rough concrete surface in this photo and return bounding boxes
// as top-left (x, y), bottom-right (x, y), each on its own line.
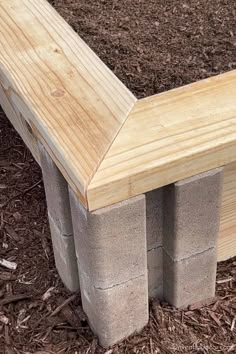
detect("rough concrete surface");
top-left (38, 142), bottom-right (73, 236)
top-left (69, 190), bottom-right (149, 347)
top-left (79, 270), bottom-right (148, 348)
top-left (146, 189), bottom-right (163, 250)
top-left (69, 190), bottom-right (147, 289)
top-left (163, 248), bottom-right (217, 308)
top-left (147, 247), bottom-right (163, 299)
top-left (163, 167), bottom-right (224, 261)
top-left (48, 215), bottom-right (80, 292)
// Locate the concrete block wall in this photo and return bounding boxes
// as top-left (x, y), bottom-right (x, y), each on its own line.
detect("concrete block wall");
top-left (38, 149), bottom-right (224, 346)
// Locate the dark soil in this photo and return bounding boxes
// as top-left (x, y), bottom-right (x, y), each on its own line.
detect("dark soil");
top-left (0, 106), bottom-right (236, 353)
top-left (49, 0), bottom-right (236, 98)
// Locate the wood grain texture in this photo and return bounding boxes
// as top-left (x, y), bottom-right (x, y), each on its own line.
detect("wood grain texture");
top-left (0, 0), bottom-right (136, 206)
top-left (219, 162), bottom-right (236, 261)
top-left (0, 82), bottom-right (40, 164)
top-left (88, 70), bottom-right (236, 211)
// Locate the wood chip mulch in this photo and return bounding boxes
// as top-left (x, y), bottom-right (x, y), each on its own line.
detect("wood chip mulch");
top-left (49, 0), bottom-right (236, 98)
top-left (0, 108), bottom-right (236, 353)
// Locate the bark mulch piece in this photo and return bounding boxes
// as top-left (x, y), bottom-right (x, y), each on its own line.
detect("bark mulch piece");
top-left (49, 0), bottom-right (236, 98)
top-left (0, 106), bottom-right (236, 353)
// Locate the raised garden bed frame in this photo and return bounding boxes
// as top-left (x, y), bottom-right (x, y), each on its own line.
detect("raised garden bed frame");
top-left (1, 0), bottom-right (236, 347)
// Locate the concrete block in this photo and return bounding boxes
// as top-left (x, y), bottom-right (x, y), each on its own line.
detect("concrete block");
top-left (80, 270), bottom-right (148, 348)
top-left (163, 248), bottom-right (217, 308)
top-left (146, 189), bottom-right (163, 250)
top-left (163, 167), bottom-right (224, 260)
top-left (147, 247), bottom-right (163, 299)
top-left (48, 215), bottom-right (80, 292)
top-left (69, 191), bottom-right (147, 289)
top-left (38, 142), bottom-right (73, 236)
top-left (69, 190), bottom-right (149, 347)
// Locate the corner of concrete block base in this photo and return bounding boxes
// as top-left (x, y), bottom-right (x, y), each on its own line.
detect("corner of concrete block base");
top-left (69, 191), bottom-right (147, 289)
top-left (163, 248), bottom-right (217, 309)
top-left (80, 271), bottom-right (149, 348)
top-left (69, 190), bottom-right (149, 347)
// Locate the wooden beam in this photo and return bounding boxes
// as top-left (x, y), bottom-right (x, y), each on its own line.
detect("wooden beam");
top-left (88, 70), bottom-right (236, 210)
top-left (0, 0), bottom-right (136, 207)
top-left (0, 83), bottom-right (40, 164)
top-left (219, 162), bottom-right (236, 261)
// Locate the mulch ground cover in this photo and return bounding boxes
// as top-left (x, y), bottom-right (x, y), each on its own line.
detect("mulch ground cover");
top-left (0, 107), bottom-right (236, 353)
top-left (49, 0), bottom-right (236, 98)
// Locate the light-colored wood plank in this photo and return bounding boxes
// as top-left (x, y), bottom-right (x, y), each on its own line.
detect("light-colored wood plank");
top-left (0, 84), bottom-right (40, 164)
top-left (88, 70), bottom-right (236, 211)
top-left (219, 162), bottom-right (236, 261)
top-left (0, 0), bottom-right (136, 207)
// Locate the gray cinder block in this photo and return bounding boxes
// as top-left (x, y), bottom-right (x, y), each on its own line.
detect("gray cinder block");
top-left (146, 189), bottom-right (164, 299)
top-left (69, 192), bottom-right (147, 289)
top-left (80, 270), bottom-right (148, 348)
top-left (38, 142), bottom-right (79, 291)
top-left (147, 167), bottom-right (224, 307)
top-left (38, 142), bottom-right (73, 236)
top-left (162, 167), bottom-right (224, 308)
top-left (163, 248), bottom-right (217, 308)
top-left (163, 167), bottom-right (224, 261)
top-left (146, 189), bottom-right (163, 250)
top-left (49, 216), bottom-right (80, 292)
top-left (147, 247), bottom-right (163, 299)
top-left (69, 190), bottom-right (149, 347)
